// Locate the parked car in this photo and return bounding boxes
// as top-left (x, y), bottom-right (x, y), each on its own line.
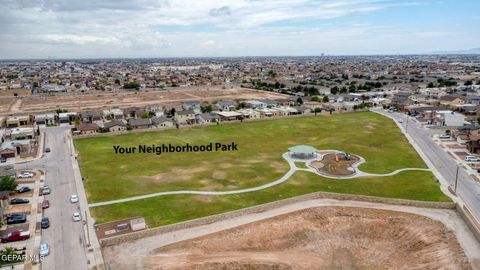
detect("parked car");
top-left (1, 230), bottom-right (30, 243)
top-left (72, 212), bottom-right (81, 222)
top-left (39, 242), bottom-right (49, 256)
top-left (70, 194), bottom-right (79, 203)
top-left (42, 186), bottom-right (51, 195)
top-left (7, 215), bottom-right (27, 225)
top-left (17, 172), bottom-right (34, 178)
top-left (45, 148), bottom-right (51, 153)
top-left (41, 217), bottom-right (50, 229)
top-left (10, 198), bottom-right (29, 205)
top-left (17, 186), bottom-right (31, 193)
top-left (6, 212), bottom-right (26, 219)
top-left (439, 134), bottom-right (450, 139)
top-left (0, 157), bottom-right (6, 163)
top-left (398, 119), bottom-right (404, 123)
top-left (465, 156), bottom-right (480, 162)
top-left (42, 200), bottom-right (50, 209)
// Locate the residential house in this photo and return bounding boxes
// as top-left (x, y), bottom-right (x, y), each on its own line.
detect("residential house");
top-left (174, 110), bottom-right (196, 125)
top-left (260, 99), bottom-right (279, 108)
top-left (183, 101), bottom-right (201, 111)
top-left (0, 142), bottom-right (16, 159)
top-left (103, 120), bottom-right (127, 132)
top-left (10, 127), bottom-right (35, 140)
top-left (128, 118), bottom-right (152, 129)
top-left (103, 109), bottom-right (124, 120)
top-left (74, 123), bottom-right (98, 135)
top-left (123, 107), bottom-right (143, 119)
top-left (439, 95), bottom-right (466, 107)
top-left (237, 108), bottom-right (261, 119)
top-left (216, 111), bottom-right (243, 121)
top-left (215, 101), bottom-right (236, 111)
top-left (81, 111), bottom-right (102, 123)
top-left (6, 115), bottom-right (31, 128)
top-left (245, 100), bottom-right (267, 109)
top-left (196, 113), bottom-right (220, 124)
top-left (34, 113), bottom-right (55, 126)
top-left (151, 116), bottom-right (175, 128)
top-left (58, 112), bottom-right (77, 125)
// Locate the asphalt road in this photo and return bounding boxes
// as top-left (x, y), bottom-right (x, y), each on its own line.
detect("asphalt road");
top-left (18, 126), bottom-right (88, 270)
top-left (375, 109), bottom-right (480, 221)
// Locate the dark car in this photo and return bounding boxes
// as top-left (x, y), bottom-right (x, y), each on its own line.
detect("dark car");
top-left (0, 157), bottom-right (6, 163)
top-left (7, 215), bottom-right (26, 225)
top-left (42, 200), bottom-right (49, 209)
top-left (45, 148), bottom-right (51, 153)
top-left (17, 187), bottom-right (31, 193)
top-left (41, 217), bottom-right (50, 229)
top-left (10, 198), bottom-right (29, 205)
top-left (6, 212), bottom-right (26, 219)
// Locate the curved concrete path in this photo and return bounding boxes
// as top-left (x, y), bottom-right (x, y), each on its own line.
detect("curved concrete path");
top-left (89, 151), bottom-right (430, 208)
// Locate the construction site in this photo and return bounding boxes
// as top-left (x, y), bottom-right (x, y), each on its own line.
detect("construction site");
top-left (0, 87), bottom-right (288, 115)
top-left (101, 200), bottom-right (480, 270)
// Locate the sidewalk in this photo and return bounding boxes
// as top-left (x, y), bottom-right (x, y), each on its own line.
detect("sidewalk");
top-left (66, 130), bottom-right (105, 270)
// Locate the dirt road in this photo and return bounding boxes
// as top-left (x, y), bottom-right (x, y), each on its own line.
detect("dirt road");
top-left (102, 199), bottom-right (480, 270)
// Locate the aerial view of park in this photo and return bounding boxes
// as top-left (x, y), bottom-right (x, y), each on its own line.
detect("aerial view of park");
top-left (74, 112), bottom-right (449, 227)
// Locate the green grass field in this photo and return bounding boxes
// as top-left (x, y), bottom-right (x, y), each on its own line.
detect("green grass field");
top-left (75, 112), bottom-right (450, 226)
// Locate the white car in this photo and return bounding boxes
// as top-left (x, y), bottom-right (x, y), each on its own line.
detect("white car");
top-left (439, 134), bottom-right (450, 139)
top-left (398, 119), bottom-right (404, 123)
top-left (18, 172), bottom-right (34, 178)
top-left (70, 195), bottom-right (79, 203)
top-left (39, 242), bottom-right (49, 256)
top-left (72, 212), bottom-right (81, 222)
top-left (465, 156), bottom-right (480, 162)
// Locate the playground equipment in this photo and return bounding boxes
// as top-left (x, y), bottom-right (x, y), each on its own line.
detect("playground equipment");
top-left (335, 152), bottom-right (351, 162)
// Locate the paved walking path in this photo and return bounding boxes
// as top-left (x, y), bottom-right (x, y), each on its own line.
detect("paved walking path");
top-left (89, 151), bottom-right (430, 208)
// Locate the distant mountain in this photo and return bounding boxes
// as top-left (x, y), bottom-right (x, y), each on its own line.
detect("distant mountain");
top-left (432, 47), bottom-right (480, 55)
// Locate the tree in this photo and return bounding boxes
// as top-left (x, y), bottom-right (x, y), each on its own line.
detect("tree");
top-left (0, 176), bottom-right (18, 192)
top-left (170, 108), bottom-right (176, 116)
top-left (330, 86), bottom-right (339, 95)
top-left (296, 97), bottom-right (303, 105)
top-left (74, 116), bottom-right (81, 125)
top-left (140, 111), bottom-right (155, 118)
top-left (123, 81), bottom-right (140, 90)
top-left (311, 96), bottom-right (319, 102)
top-left (427, 82), bottom-right (435, 88)
top-left (322, 95), bottom-right (329, 103)
top-left (201, 105), bottom-right (213, 113)
top-left (314, 107), bottom-right (322, 116)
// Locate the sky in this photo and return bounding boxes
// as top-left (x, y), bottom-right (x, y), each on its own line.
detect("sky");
top-left (0, 0), bottom-right (479, 59)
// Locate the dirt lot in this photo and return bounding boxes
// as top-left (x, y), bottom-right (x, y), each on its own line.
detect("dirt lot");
top-left (0, 87), bottom-right (288, 115)
top-left (143, 207), bottom-right (471, 270)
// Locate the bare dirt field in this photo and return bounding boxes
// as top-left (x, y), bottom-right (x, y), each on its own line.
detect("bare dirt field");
top-left (144, 206), bottom-right (471, 270)
top-left (0, 87), bottom-right (288, 115)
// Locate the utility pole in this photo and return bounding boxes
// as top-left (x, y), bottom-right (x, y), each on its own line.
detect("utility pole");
top-left (454, 164), bottom-right (460, 193)
top-left (405, 115), bottom-right (409, 133)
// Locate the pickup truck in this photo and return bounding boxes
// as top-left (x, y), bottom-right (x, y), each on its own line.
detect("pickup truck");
top-left (1, 230), bottom-right (30, 243)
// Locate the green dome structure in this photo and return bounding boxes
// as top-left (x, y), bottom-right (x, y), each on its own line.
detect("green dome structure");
top-left (288, 145), bottom-right (317, 159)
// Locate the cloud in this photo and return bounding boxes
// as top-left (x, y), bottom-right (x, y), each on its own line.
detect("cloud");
top-left (209, 6), bottom-right (231, 17)
top-left (0, 0), bottom-right (477, 58)
top-left (38, 34), bottom-right (119, 45)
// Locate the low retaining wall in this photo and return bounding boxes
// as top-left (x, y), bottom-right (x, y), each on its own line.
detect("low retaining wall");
top-left (99, 191), bottom-right (455, 247)
top-left (456, 204), bottom-right (480, 243)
